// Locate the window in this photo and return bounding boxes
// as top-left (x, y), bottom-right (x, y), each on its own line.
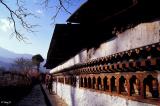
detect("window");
top-left (97, 76), bottom-right (102, 90)
top-left (144, 75), bottom-right (159, 98)
top-left (80, 77), bottom-right (83, 87)
top-left (103, 76), bottom-right (108, 91)
top-left (84, 77), bottom-right (87, 87)
top-left (111, 76), bottom-right (117, 92)
top-left (88, 77), bottom-right (91, 88)
top-left (130, 75), bottom-right (140, 96)
top-left (119, 76), bottom-right (127, 95)
top-left (92, 77), bottom-right (96, 89)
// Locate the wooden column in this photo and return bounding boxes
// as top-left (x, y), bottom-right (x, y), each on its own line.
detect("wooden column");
top-left (108, 76), bottom-right (112, 92)
top-left (101, 77), bottom-right (104, 91)
top-left (126, 74), bottom-right (131, 96)
top-left (137, 73), bottom-right (145, 99)
top-left (126, 78), bottom-right (131, 96)
top-left (98, 76), bottom-right (102, 90)
top-left (116, 75), bottom-right (120, 94)
top-left (64, 77), bottom-right (66, 84)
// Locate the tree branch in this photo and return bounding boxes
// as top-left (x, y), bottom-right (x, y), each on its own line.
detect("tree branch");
top-left (0, 0), bottom-right (74, 41)
top-left (42, 0), bottom-right (72, 24)
top-left (0, 0), bottom-right (38, 41)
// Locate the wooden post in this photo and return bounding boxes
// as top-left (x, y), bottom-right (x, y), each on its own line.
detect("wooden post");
top-left (101, 77), bottom-right (104, 90)
top-left (64, 77), bottom-right (66, 84)
top-left (95, 77), bottom-right (98, 90)
top-left (126, 78), bottom-right (131, 96)
top-left (137, 73), bottom-right (145, 99)
top-left (108, 76), bottom-right (111, 92)
top-left (116, 76), bottom-right (120, 94)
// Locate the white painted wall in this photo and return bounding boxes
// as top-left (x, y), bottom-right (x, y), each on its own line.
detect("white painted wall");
top-left (91, 21), bottom-right (160, 59)
top-left (50, 50), bottom-right (87, 73)
top-left (52, 82), bottom-right (156, 106)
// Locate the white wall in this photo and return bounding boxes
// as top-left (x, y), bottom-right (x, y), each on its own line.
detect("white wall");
top-left (91, 21), bottom-right (160, 59)
top-left (50, 50), bottom-right (87, 74)
top-left (52, 82), bottom-right (156, 106)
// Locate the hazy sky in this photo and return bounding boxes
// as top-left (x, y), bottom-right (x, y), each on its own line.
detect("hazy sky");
top-left (0, 0), bottom-right (85, 58)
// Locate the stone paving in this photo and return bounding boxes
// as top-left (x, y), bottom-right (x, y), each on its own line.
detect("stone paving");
top-left (42, 84), bottom-right (68, 106)
top-left (15, 84), bottom-right (47, 106)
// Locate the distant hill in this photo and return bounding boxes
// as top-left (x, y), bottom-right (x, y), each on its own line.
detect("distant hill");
top-left (0, 60), bottom-right (12, 70)
top-left (0, 47), bottom-right (33, 70)
top-left (0, 47), bottom-right (32, 59)
top-left (0, 47), bottom-right (47, 72)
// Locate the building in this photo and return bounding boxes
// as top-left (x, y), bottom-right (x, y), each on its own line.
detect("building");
top-left (45, 0), bottom-right (160, 106)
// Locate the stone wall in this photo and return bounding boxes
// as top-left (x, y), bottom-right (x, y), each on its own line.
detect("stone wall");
top-left (52, 82), bottom-right (156, 106)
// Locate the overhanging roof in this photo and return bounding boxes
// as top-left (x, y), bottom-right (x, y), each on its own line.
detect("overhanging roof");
top-left (67, 0), bottom-right (134, 23)
top-left (45, 24), bottom-right (82, 69)
top-left (67, 0), bottom-right (160, 29)
top-left (45, 24), bottom-right (114, 69)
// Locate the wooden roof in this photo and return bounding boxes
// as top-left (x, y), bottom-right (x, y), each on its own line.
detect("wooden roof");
top-left (45, 24), bottom-right (114, 69)
top-left (67, 0), bottom-right (160, 31)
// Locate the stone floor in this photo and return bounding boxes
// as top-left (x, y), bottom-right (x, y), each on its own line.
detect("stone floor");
top-left (42, 84), bottom-right (68, 106)
top-left (15, 84), bottom-right (47, 106)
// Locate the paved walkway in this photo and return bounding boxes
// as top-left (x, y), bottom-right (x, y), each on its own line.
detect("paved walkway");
top-left (15, 85), bottom-right (47, 106)
top-left (42, 84), bottom-right (68, 106)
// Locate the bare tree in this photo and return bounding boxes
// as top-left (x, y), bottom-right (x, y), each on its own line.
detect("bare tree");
top-left (0, 0), bottom-right (75, 41)
top-left (12, 57), bottom-right (33, 74)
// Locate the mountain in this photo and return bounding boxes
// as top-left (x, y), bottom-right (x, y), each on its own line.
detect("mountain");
top-left (0, 47), bottom-right (47, 72)
top-left (0, 47), bottom-right (33, 70)
top-left (0, 60), bottom-right (12, 70)
top-left (0, 47), bottom-right (32, 59)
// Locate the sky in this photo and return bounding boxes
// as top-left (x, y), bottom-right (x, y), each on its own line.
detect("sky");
top-left (0, 0), bottom-right (86, 59)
